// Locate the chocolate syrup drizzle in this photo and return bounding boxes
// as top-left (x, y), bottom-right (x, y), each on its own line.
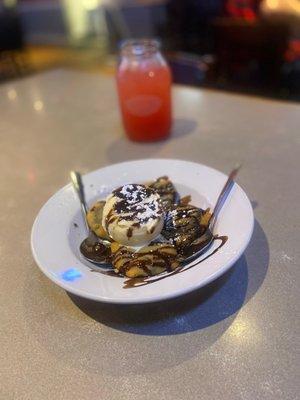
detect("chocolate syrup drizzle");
top-left (90, 235), bottom-right (228, 289)
top-left (104, 184), bottom-right (163, 234)
top-left (123, 235), bottom-right (228, 288)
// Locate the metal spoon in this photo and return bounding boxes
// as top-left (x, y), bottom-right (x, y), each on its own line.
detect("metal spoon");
top-left (70, 171), bottom-right (111, 267)
top-left (182, 164), bottom-right (241, 264)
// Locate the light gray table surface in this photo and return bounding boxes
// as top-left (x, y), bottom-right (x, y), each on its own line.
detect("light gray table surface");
top-left (1, 69), bottom-right (299, 400)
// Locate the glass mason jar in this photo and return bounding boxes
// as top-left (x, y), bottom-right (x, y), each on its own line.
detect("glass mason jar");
top-left (116, 39), bottom-right (172, 142)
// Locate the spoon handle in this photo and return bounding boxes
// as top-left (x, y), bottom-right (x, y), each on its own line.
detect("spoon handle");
top-left (70, 171), bottom-right (89, 232)
top-left (209, 164), bottom-right (241, 232)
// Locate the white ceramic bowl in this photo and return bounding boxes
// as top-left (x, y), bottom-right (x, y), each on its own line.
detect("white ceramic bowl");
top-left (31, 159), bottom-right (254, 304)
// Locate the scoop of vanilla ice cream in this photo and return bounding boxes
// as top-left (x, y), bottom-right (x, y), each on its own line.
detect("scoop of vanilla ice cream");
top-left (102, 184), bottom-right (164, 246)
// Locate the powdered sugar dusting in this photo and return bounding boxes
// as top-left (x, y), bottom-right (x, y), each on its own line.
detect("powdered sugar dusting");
top-left (136, 194), bottom-right (161, 222)
top-left (113, 184), bottom-right (163, 223)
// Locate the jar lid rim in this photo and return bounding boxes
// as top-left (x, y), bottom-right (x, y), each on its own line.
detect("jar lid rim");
top-left (120, 38), bottom-right (161, 56)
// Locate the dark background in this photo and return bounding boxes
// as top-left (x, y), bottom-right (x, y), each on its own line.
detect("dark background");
top-left (1, 0), bottom-right (300, 101)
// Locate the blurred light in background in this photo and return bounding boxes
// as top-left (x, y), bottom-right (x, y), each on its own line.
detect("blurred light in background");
top-left (61, 0), bottom-right (108, 48)
top-left (266, 0), bottom-right (279, 10)
top-left (3, 0), bottom-right (17, 8)
top-left (83, 0), bottom-right (100, 11)
top-left (62, 0), bottom-right (92, 42)
top-left (7, 89), bottom-right (17, 100)
top-left (33, 100), bottom-right (44, 112)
